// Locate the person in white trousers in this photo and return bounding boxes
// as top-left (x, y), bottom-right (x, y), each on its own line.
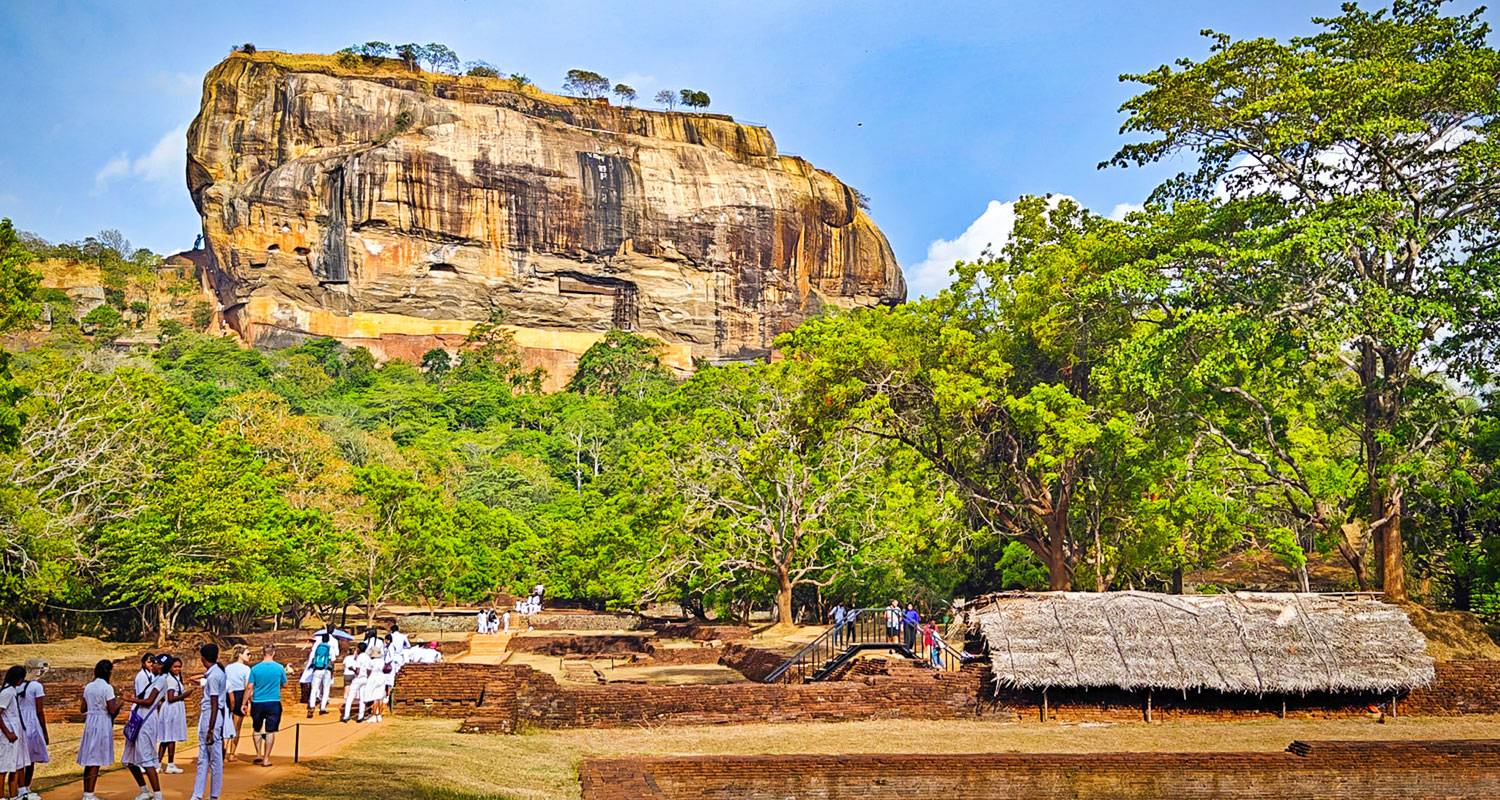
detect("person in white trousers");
top-left (305, 633), bottom-right (336, 717)
top-left (341, 642), bottom-right (371, 722)
top-left (191, 643), bottom-right (230, 800)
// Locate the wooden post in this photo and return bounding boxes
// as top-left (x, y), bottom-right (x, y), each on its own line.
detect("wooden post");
top-left (1280, 698), bottom-right (1287, 719)
top-left (1041, 688), bottom-right (1049, 722)
top-left (1390, 694), bottom-right (1398, 718)
top-left (1145, 689), bottom-right (1153, 723)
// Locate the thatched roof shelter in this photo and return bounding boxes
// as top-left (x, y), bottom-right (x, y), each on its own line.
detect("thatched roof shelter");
top-left (966, 591), bottom-right (1433, 695)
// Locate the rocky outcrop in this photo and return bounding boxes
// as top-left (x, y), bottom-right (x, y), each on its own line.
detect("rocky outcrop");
top-left (187, 52), bottom-right (904, 385)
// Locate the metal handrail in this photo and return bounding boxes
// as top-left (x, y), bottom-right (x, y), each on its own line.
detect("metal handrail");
top-left (764, 608), bottom-right (971, 683)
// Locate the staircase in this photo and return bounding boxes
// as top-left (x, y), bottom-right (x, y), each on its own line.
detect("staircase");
top-left (763, 608), bottom-right (970, 684)
top-left (460, 631), bottom-right (514, 664)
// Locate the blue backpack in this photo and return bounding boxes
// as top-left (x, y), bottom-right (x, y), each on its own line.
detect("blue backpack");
top-left (312, 641), bottom-right (332, 670)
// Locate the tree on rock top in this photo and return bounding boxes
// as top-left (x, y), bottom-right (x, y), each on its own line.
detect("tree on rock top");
top-left (564, 69), bottom-right (611, 99)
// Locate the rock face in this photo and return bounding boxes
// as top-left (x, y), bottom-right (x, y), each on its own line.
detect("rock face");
top-left (187, 53), bottom-right (904, 384)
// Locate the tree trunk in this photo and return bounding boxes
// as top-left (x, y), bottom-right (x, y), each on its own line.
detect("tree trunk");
top-left (1044, 513), bottom-right (1072, 591)
top-left (1375, 487), bottom-right (1406, 601)
top-left (154, 604), bottom-right (167, 648)
top-left (775, 570), bottom-right (795, 625)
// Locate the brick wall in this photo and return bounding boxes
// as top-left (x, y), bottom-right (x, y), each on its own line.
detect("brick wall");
top-left (716, 643), bottom-right (795, 682)
top-left (648, 621), bottom-right (752, 642)
top-left (579, 740), bottom-right (1500, 800)
top-left (460, 661), bottom-right (985, 733)
top-left (505, 633), bottom-right (653, 656)
top-left (1402, 660), bottom-right (1500, 714)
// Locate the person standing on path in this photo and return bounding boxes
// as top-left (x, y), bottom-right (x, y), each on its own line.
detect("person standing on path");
top-left (14, 658), bottom-right (48, 800)
top-left (306, 633), bottom-right (336, 718)
top-left (223, 646), bottom-right (252, 762)
top-left (76, 659), bottom-right (121, 800)
top-left (341, 641), bottom-right (370, 723)
top-left (829, 602), bottom-right (847, 645)
top-left (244, 644), bottom-right (287, 768)
top-left (923, 620), bottom-right (944, 669)
top-left (885, 601), bottom-right (900, 641)
top-left (123, 654), bottom-right (169, 800)
top-left (902, 604), bottom-right (921, 651)
top-left (156, 656), bottom-right (192, 773)
top-left (0, 665), bottom-right (29, 800)
top-left (190, 643), bottom-right (231, 800)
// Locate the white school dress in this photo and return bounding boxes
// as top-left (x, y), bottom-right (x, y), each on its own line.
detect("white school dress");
top-left (359, 656), bottom-right (386, 704)
top-left (76, 678), bottom-right (116, 767)
top-left (0, 683), bottom-right (28, 772)
top-left (18, 680), bottom-right (47, 763)
top-left (122, 673), bottom-right (168, 769)
top-left (158, 674), bottom-right (188, 743)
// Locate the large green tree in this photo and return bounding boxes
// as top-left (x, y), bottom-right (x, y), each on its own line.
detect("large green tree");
top-left (1108, 0), bottom-right (1500, 598)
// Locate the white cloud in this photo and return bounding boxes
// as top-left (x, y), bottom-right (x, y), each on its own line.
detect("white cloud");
top-left (906, 196), bottom-right (1075, 299)
top-left (92, 123), bottom-right (189, 196)
top-left (1108, 202), bottom-right (1143, 221)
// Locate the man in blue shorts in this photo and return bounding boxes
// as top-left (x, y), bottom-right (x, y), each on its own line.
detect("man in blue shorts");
top-left (243, 645), bottom-right (287, 768)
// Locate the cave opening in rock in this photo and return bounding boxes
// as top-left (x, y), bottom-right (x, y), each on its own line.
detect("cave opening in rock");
top-left (428, 263), bottom-right (459, 275)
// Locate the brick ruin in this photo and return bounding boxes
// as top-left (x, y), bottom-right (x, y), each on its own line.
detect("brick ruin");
top-left (578, 740), bottom-right (1500, 800)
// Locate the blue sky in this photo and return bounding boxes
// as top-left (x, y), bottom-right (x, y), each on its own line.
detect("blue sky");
top-left (0, 1), bottom-right (1400, 296)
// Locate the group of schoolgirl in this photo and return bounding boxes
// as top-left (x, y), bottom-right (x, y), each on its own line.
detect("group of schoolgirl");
top-left (0, 659), bottom-right (49, 800)
top-left (475, 608), bottom-right (510, 634)
top-left (73, 644), bottom-right (236, 800)
top-left (336, 624), bottom-right (411, 724)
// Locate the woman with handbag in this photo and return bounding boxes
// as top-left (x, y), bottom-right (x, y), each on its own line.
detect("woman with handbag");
top-left (13, 658), bottom-right (48, 800)
top-left (0, 665), bottom-right (29, 800)
top-left (122, 654), bottom-right (170, 800)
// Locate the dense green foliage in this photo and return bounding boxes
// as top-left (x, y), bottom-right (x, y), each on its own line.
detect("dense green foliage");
top-left (2, 2), bottom-right (1497, 643)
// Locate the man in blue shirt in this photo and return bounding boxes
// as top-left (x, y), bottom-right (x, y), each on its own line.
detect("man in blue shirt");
top-left (243, 645), bottom-right (287, 767)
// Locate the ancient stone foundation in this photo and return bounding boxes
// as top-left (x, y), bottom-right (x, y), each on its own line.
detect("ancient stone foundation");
top-left (578, 740), bottom-right (1500, 800)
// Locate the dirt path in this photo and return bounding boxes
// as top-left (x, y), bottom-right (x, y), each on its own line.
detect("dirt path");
top-left (40, 709), bottom-right (379, 799)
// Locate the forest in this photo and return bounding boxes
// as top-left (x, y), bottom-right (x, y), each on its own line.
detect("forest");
top-left (0, 0), bottom-right (1497, 644)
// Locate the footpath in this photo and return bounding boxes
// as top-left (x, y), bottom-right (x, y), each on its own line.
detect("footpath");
top-left (41, 697), bottom-right (381, 799)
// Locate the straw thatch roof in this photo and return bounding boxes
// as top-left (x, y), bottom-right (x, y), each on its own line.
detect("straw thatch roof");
top-left (967, 591), bottom-right (1434, 695)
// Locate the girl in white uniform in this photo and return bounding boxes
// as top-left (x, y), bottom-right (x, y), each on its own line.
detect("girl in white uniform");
top-left (123, 655), bottom-right (168, 800)
top-left (156, 657), bottom-right (191, 773)
top-left (16, 658), bottom-right (50, 800)
top-left (341, 642), bottom-right (371, 722)
top-left (0, 665), bottom-right (30, 800)
top-left (360, 642), bottom-right (387, 723)
top-left (77, 659), bottom-right (121, 800)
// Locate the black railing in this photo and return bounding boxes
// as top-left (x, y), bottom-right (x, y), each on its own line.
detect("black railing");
top-left (764, 608), bottom-right (972, 683)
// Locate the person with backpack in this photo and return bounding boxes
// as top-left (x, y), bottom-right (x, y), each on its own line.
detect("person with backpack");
top-left (305, 633), bottom-right (336, 718)
top-left (122, 654), bottom-right (170, 800)
top-left (76, 659), bottom-right (122, 800)
top-left (190, 643), bottom-right (232, 800)
top-left (155, 656), bottom-right (192, 774)
top-left (13, 658), bottom-right (48, 800)
top-left (0, 665), bottom-right (29, 800)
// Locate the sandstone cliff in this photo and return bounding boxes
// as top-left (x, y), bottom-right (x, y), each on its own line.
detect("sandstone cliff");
top-left (187, 52), bottom-right (904, 383)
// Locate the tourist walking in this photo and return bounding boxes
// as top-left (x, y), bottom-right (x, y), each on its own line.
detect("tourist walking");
top-left (77, 659), bottom-right (121, 800)
top-left (123, 654), bottom-right (169, 800)
top-left (306, 632), bottom-right (337, 717)
top-left (341, 641), bottom-right (371, 723)
top-left (191, 643), bottom-right (231, 800)
top-left (0, 665), bottom-right (29, 800)
top-left (14, 658), bottom-right (48, 800)
top-left (830, 602), bottom-right (847, 645)
top-left (245, 644), bottom-right (287, 767)
top-left (923, 621), bottom-right (944, 669)
top-left (223, 646), bottom-right (252, 762)
top-left (156, 656), bottom-right (192, 773)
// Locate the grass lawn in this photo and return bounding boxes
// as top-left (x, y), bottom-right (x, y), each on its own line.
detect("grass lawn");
top-left (252, 714), bottom-right (1500, 800)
